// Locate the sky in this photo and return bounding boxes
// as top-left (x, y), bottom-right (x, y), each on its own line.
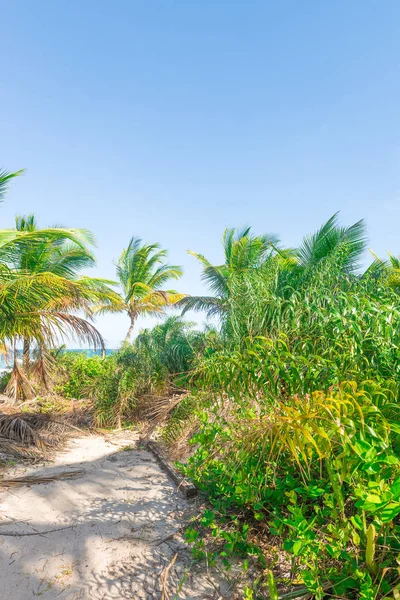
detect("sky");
top-left (2, 1), bottom-right (400, 347)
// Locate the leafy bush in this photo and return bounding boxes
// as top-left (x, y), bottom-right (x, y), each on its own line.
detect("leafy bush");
top-left (182, 382), bottom-right (400, 598)
top-left (56, 354), bottom-right (110, 400)
top-left (0, 370), bottom-right (11, 393)
top-left (53, 319), bottom-right (209, 427)
top-left (166, 219), bottom-right (400, 598)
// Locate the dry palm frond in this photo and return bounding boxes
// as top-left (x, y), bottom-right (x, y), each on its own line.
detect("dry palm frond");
top-left (0, 413), bottom-right (44, 448)
top-left (0, 412), bottom-right (77, 458)
top-left (16, 412), bottom-right (78, 442)
top-left (140, 393), bottom-right (188, 441)
top-left (5, 359), bottom-right (36, 404)
top-left (146, 392), bottom-right (188, 423)
top-left (0, 469), bottom-right (84, 487)
top-left (0, 437), bottom-right (43, 458)
top-left (41, 312), bottom-right (105, 352)
top-left (29, 347), bottom-right (55, 390)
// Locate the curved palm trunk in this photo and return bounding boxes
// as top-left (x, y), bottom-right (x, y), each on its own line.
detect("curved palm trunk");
top-left (124, 314), bottom-right (137, 344)
top-left (6, 341), bottom-right (35, 404)
top-left (34, 344), bottom-right (50, 391)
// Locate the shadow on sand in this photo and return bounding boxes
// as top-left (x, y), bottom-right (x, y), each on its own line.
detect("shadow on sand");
top-left (0, 440), bottom-right (222, 599)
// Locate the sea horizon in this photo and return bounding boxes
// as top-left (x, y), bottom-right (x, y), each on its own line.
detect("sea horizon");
top-left (0, 348), bottom-right (116, 370)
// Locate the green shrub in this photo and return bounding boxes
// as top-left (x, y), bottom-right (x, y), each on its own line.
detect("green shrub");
top-left (182, 382), bottom-right (400, 598)
top-left (0, 370), bottom-right (11, 393)
top-left (56, 354), bottom-right (110, 400)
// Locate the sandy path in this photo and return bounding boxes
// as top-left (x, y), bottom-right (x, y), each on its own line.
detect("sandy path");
top-left (0, 434), bottom-right (220, 599)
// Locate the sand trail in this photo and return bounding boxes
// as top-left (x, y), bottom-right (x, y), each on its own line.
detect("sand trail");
top-left (0, 434), bottom-right (220, 599)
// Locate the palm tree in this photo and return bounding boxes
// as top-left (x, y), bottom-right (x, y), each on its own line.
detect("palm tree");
top-left (10, 214), bottom-right (98, 368)
top-left (0, 172), bottom-right (120, 402)
top-left (295, 213), bottom-right (367, 273)
top-left (135, 316), bottom-right (199, 374)
top-left (0, 222), bottom-right (121, 402)
top-left (0, 261), bottom-right (106, 402)
top-left (180, 227), bottom-right (280, 319)
top-left (115, 237), bottom-right (184, 343)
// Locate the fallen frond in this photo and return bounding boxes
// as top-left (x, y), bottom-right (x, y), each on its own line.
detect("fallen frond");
top-left (0, 469), bottom-right (84, 487)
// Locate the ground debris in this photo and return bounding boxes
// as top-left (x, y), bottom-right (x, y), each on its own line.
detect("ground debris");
top-left (0, 468), bottom-right (84, 487)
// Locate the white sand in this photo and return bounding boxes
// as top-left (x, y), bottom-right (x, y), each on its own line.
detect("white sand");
top-left (0, 433), bottom-right (222, 599)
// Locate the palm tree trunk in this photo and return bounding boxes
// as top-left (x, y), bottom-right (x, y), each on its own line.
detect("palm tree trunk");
top-left (6, 355), bottom-right (35, 405)
top-left (36, 344), bottom-right (50, 391)
top-left (22, 337), bottom-right (31, 372)
top-left (124, 315), bottom-right (136, 344)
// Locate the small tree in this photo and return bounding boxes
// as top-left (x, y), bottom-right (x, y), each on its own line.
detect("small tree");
top-left (114, 237), bottom-right (184, 343)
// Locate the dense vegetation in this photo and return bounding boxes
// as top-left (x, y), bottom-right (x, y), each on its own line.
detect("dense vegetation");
top-left (0, 169), bottom-right (183, 403)
top-left (2, 169), bottom-right (400, 598)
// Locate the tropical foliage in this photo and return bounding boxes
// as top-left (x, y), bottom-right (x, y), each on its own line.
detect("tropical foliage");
top-left (2, 167), bottom-right (400, 598)
top-left (174, 217), bottom-right (400, 599)
top-left (55, 316), bottom-right (214, 427)
top-left (179, 226), bottom-right (281, 322)
top-left (0, 173), bottom-right (120, 401)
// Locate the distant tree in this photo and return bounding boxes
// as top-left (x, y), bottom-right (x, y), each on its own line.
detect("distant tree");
top-left (114, 237), bottom-right (184, 343)
top-left (179, 227), bottom-right (280, 319)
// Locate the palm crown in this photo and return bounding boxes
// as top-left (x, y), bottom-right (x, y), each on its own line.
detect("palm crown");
top-left (179, 226), bottom-right (280, 319)
top-left (12, 213), bottom-right (96, 276)
top-left (0, 211), bottom-right (121, 401)
top-left (116, 236), bottom-right (184, 342)
top-left (180, 216), bottom-right (368, 332)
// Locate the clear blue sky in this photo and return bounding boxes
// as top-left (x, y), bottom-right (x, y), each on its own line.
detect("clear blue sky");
top-left (2, 1), bottom-right (400, 347)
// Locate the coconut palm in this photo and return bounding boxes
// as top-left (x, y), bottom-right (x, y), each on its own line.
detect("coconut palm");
top-left (0, 264), bottom-right (105, 402)
top-left (295, 213), bottom-right (367, 273)
top-left (9, 214), bottom-right (98, 367)
top-left (0, 222), bottom-right (121, 402)
top-left (115, 237), bottom-right (184, 343)
top-left (180, 227), bottom-right (280, 319)
top-left (0, 172), bottom-right (120, 402)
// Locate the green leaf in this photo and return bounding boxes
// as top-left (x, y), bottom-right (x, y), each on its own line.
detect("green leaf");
top-left (380, 502), bottom-right (400, 523)
top-left (352, 531), bottom-right (361, 545)
top-left (350, 515), bottom-right (363, 530)
top-left (292, 540), bottom-right (303, 556)
top-left (365, 494), bottom-right (382, 504)
top-left (391, 478), bottom-right (400, 500)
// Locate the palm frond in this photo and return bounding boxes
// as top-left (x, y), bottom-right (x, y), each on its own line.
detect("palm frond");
top-left (296, 213), bottom-right (367, 273)
top-left (41, 312), bottom-right (105, 351)
top-left (179, 295), bottom-right (226, 318)
top-left (0, 169), bottom-right (25, 201)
